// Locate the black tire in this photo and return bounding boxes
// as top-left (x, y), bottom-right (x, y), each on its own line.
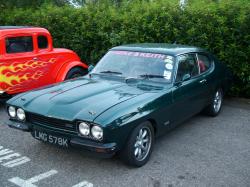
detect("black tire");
top-left (204, 88), bottom-right (223, 117)
top-left (65, 67), bottom-right (87, 80)
top-left (120, 121), bottom-right (154, 167)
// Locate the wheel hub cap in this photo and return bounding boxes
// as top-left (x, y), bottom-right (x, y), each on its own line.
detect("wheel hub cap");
top-left (213, 90), bottom-right (222, 113)
top-left (134, 127), bottom-right (152, 161)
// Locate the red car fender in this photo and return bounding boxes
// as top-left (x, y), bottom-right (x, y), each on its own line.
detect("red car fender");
top-left (55, 61), bottom-right (88, 82)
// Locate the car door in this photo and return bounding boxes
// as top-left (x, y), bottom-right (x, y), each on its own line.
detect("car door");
top-left (35, 34), bottom-right (56, 87)
top-left (2, 34), bottom-right (38, 94)
top-left (196, 53), bottom-right (214, 106)
top-left (170, 53), bottom-right (206, 127)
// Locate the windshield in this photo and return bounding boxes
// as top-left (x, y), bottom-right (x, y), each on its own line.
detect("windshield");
top-left (92, 50), bottom-right (175, 83)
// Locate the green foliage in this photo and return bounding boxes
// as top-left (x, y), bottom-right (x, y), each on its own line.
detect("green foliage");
top-left (0, 0), bottom-right (70, 8)
top-left (0, 0), bottom-right (249, 97)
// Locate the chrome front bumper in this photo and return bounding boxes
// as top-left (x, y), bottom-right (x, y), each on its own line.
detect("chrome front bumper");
top-left (8, 120), bottom-right (117, 157)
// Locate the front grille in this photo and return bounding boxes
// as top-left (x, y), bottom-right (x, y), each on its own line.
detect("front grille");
top-left (27, 113), bottom-right (76, 132)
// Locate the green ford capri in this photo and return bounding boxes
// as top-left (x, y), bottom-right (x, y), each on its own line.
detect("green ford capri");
top-left (6, 44), bottom-right (232, 167)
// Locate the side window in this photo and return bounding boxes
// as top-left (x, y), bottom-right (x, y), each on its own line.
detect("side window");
top-left (6, 36), bottom-right (33, 54)
top-left (176, 54), bottom-right (199, 82)
top-left (38, 35), bottom-right (48, 49)
top-left (197, 54), bottom-right (211, 73)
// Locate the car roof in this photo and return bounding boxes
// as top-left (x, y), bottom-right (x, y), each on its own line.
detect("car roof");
top-left (0, 26), bottom-right (35, 30)
top-left (111, 43), bottom-right (207, 56)
top-left (0, 26), bottom-right (50, 36)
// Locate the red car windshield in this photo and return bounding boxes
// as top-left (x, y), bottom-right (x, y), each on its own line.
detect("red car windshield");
top-left (92, 50), bottom-right (175, 82)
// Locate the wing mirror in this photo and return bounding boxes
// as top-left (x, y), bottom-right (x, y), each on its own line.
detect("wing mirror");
top-left (88, 64), bottom-right (95, 72)
top-left (182, 74), bottom-right (191, 82)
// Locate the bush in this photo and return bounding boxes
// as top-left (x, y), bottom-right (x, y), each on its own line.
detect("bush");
top-left (0, 0), bottom-right (249, 97)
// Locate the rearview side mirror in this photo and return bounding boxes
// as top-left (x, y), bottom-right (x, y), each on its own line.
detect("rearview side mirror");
top-left (88, 64), bottom-right (95, 72)
top-left (182, 73), bottom-right (191, 82)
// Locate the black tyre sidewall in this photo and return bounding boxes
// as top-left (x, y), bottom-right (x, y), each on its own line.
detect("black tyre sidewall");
top-left (65, 67), bottom-right (87, 80)
top-left (206, 88), bottom-right (223, 116)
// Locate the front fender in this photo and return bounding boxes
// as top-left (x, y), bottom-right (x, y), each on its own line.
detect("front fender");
top-left (103, 110), bottom-right (155, 151)
top-left (94, 91), bottom-right (172, 150)
top-left (55, 61), bottom-right (88, 82)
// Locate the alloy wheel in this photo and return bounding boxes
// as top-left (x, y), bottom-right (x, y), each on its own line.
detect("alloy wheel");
top-left (134, 127), bottom-right (152, 162)
top-left (213, 90), bottom-right (222, 113)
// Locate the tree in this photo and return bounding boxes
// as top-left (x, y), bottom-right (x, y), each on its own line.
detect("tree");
top-left (0, 0), bottom-right (70, 8)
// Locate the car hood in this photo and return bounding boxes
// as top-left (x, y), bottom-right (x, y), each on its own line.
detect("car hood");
top-left (9, 77), bottom-right (165, 122)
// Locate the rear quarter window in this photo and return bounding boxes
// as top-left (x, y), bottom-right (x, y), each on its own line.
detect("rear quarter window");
top-left (38, 35), bottom-right (48, 49)
top-left (197, 54), bottom-right (212, 73)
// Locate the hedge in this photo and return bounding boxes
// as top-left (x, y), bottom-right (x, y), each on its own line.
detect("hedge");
top-left (0, 0), bottom-right (249, 97)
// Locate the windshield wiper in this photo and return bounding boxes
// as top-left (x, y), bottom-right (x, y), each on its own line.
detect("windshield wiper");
top-left (100, 70), bottom-right (122, 75)
top-left (139, 74), bottom-right (166, 79)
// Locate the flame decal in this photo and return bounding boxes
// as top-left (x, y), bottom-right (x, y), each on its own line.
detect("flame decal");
top-left (0, 58), bottom-right (55, 93)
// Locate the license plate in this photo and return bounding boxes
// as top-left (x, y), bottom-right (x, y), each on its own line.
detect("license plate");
top-left (33, 130), bottom-right (69, 147)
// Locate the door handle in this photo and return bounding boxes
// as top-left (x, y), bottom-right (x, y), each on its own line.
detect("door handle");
top-left (199, 79), bottom-right (207, 84)
top-left (33, 57), bottom-right (38, 61)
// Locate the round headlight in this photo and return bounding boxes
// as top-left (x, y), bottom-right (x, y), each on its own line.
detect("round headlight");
top-left (79, 122), bottom-right (90, 136)
top-left (8, 106), bottom-right (16, 118)
top-left (17, 108), bottom-right (26, 121)
top-left (91, 126), bottom-right (103, 140)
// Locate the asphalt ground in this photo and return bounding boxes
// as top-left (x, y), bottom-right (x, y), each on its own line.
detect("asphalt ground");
top-left (0, 98), bottom-right (249, 187)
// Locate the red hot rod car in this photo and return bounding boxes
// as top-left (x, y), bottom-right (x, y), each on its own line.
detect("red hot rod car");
top-left (0, 26), bottom-right (88, 99)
